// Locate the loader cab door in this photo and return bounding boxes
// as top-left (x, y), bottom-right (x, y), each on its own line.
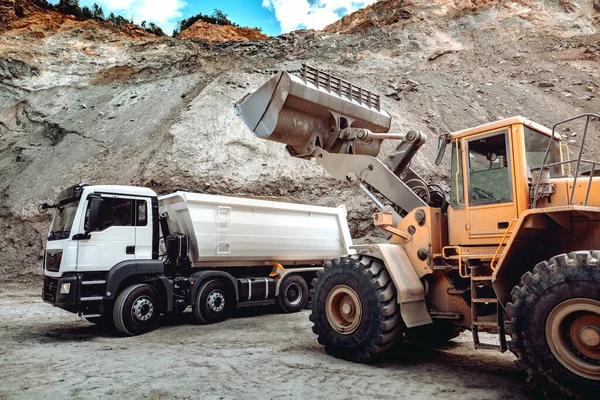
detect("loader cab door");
top-left (448, 127), bottom-right (518, 244)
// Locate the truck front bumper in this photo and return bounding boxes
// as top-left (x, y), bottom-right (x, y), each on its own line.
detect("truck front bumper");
top-left (43, 274), bottom-right (79, 313)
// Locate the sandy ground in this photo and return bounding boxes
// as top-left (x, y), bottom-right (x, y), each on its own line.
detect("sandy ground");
top-left (0, 288), bottom-right (532, 400)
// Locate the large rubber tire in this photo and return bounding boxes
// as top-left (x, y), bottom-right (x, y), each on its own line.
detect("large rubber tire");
top-left (404, 321), bottom-right (465, 345)
top-left (276, 275), bottom-right (309, 313)
top-left (113, 284), bottom-right (161, 336)
top-left (309, 255), bottom-right (402, 362)
top-left (192, 279), bottom-right (231, 324)
top-left (506, 251), bottom-right (600, 398)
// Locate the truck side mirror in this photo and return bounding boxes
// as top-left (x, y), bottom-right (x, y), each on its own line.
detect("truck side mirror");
top-left (435, 135), bottom-right (450, 166)
top-left (87, 196), bottom-right (103, 233)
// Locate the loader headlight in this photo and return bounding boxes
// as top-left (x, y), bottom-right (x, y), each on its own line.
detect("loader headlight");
top-left (59, 283), bottom-right (71, 294)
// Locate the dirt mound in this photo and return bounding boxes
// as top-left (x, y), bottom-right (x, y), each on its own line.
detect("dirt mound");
top-left (178, 20), bottom-right (267, 42)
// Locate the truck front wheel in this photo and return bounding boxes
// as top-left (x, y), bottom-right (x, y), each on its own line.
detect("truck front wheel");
top-left (113, 284), bottom-right (161, 336)
top-left (309, 255), bottom-right (402, 362)
top-left (277, 275), bottom-right (309, 313)
top-left (506, 251), bottom-right (600, 398)
top-left (193, 279), bottom-right (231, 324)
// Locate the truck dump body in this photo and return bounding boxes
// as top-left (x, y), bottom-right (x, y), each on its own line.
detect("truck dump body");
top-left (159, 191), bottom-right (353, 266)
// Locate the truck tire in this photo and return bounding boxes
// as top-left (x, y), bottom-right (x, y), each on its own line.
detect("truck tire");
top-left (113, 284), bottom-right (161, 336)
top-left (192, 279), bottom-right (230, 324)
top-left (309, 255), bottom-right (402, 362)
top-left (404, 321), bottom-right (465, 345)
top-left (505, 251), bottom-right (600, 398)
top-left (277, 275), bottom-right (309, 313)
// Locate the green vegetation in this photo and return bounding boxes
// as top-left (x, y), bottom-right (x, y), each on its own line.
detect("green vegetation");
top-left (172, 9), bottom-right (262, 37)
top-left (32, 0), bottom-right (166, 36)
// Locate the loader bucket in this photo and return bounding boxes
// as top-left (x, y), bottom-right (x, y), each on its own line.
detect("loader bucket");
top-left (235, 65), bottom-right (391, 157)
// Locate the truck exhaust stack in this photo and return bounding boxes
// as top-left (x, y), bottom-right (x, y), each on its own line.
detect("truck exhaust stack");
top-left (235, 64), bottom-right (391, 157)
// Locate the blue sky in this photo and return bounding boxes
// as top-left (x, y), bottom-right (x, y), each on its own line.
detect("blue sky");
top-left (51, 1), bottom-right (377, 36)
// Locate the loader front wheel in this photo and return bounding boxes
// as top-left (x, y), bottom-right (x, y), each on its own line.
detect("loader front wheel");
top-left (309, 255), bottom-right (402, 362)
top-left (506, 251), bottom-right (600, 398)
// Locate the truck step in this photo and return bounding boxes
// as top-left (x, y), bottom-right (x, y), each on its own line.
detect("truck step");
top-left (81, 280), bottom-right (106, 285)
top-left (471, 276), bottom-right (493, 281)
top-left (80, 296), bottom-right (104, 301)
top-left (80, 314), bottom-right (102, 318)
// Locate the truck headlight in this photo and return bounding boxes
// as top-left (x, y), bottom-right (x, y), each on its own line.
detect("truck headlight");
top-left (59, 283), bottom-right (71, 294)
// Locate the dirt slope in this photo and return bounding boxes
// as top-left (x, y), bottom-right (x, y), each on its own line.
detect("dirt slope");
top-left (178, 19), bottom-right (267, 41)
top-left (0, 0), bottom-right (599, 282)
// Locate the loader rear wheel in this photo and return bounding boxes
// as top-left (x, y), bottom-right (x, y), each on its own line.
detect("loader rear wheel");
top-left (506, 251), bottom-right (600, 398)
top-left (404, 321), bottom-right (465, 345)
top-left (309, 255), bottom-right (402, 362)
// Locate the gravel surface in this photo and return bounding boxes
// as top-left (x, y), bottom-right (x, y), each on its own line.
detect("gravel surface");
top-left (0, 289), bottom-right (531, 399)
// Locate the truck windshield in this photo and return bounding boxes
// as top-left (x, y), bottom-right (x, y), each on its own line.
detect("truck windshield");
top-left (524, 127), bottom-right (562, 177)
top-left (48, 200), bottom-right (79, 240)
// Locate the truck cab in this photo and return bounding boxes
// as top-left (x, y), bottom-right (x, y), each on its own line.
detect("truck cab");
top-left (42, 184), bottom-right (159, 315)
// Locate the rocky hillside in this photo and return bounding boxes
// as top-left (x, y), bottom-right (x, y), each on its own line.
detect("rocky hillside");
top-left (1, 0), bottom-right (599, 282)
top-left (178, 19), bottom-right (267, 42)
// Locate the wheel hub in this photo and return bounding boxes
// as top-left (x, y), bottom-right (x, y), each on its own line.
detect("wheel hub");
top-left (286, 282), bottom-right (302, 305)
top-left (132, 296), bottom-right (154, 322)
top-left (546, 298), bottom-right (600, 380)
top-left (207, 291), bottom-right (225, 313)
top-left (325, 285), bottom-right (362, 335)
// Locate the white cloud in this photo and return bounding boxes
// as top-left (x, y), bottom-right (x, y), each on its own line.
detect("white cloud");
top-left (262, 0), bottom-right (377, 33)
top-left (94, 0), bottom-right (186, 34)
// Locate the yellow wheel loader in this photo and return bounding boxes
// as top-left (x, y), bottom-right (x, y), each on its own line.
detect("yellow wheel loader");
top-left (236, 65), bottom-right (600, 398)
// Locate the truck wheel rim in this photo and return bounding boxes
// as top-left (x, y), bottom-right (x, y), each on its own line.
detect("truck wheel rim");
top-left (285, 282), bottom-right (303, 306)
top-left (325, 285), bottom-right (362, 335)
top-left (132, 296), bottom-right (154, 322)
top-left (207, 291), bottom-right (225, 314)
top-left (545, 298), bottom-right (600, 380)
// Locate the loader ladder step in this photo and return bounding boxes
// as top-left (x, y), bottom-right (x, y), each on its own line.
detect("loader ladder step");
top-left (470, 274), bottom-right (507, 353)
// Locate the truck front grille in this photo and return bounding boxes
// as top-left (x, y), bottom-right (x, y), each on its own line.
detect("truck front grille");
top-left (43, 277), bottom-right (58, 303)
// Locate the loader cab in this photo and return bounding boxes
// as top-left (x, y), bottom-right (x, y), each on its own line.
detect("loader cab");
top-left (446, 117), bottom-right (563, 247)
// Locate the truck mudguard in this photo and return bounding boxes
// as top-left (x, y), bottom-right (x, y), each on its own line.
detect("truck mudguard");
top-left (353, 244), bottom-right (433, 328)
top-left (105, 260), bottom-right (166, 300)
top-left (189, 270), bottom-right (240, 304)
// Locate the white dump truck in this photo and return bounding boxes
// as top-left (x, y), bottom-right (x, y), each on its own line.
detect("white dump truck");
top-left (40, 184), bottom-right (352, 335)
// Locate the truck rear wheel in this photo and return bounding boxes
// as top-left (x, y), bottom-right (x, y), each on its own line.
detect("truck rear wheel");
top-left (192, 279), bottom-right (231, 324)
top-left (277, 275), bottom-right (309, 313)
top-left (506, 251), bottom-right (600, 398)
top-left (309, 255), bottom-right (402, 362)
top-left (113, 284), bottom-right (161, 336)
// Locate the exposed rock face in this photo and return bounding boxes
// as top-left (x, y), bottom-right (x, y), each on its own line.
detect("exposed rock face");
top-left (0, 0), bottom-right (599, 281)
top-left (178, 19), bottom-right (267, 42)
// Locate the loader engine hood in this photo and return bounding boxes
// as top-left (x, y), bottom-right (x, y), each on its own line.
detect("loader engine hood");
top-left (235, 65), bottom-right (391, 157)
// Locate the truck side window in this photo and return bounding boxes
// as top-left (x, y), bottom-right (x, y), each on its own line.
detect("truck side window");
top-left (136, 200), bottom-right (148, 226)
top-left (467, 130), bottom-right (513, 206)
top-left (450, 141), bottom-right (464, 207)
top-left (86, 198), bottom-right (133, 231)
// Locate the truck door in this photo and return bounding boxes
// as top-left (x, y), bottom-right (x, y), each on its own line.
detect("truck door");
top-left (77, 195), bottom-right (136, 272)
top-left (134, 198), bottom-right (154, 260)
top-left (465, 128), bottom-right (518, 239)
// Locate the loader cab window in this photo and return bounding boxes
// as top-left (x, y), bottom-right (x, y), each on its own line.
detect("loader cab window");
top-left (524, 127), bottom-right (562, 177)
top-left (450, 141), bottom-right (465, 207)
top-left (85, 197), bottom-right (133, 231)
top-left (467, 130), bottom-right (513, 206)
